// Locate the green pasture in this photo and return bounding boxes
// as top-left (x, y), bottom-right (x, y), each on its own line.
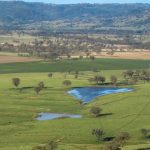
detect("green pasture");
top-left (0, 58), bottom-right (150, 150)
top-left (0, 58), bottom-right (150, 74)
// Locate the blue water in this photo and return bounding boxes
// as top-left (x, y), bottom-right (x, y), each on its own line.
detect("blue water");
top-left (36, 112), bottom-right (82, 121)
top-left (68, 87), bottom-right (133, 103)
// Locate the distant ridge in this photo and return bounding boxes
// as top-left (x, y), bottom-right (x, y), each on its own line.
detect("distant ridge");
top-left (0, 1), bottom-right (150, 33)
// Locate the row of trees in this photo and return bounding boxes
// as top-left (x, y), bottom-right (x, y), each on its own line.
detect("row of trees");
top-left (12, 69), bottom-right (150, 91)
top-left (89, 75), bottom-right (117, 85)
top-left (123, 69), bottom-right (150, 84)
top-left (2, 33), bottom-right (146, 60)
top-left (12, 77), bottom-right (72, 94)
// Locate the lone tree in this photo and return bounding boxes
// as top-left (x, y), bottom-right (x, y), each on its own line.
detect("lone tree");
top-left (48, 73), bottom-right (53, 78)
top-left (34, 86), bottom-right (42, 94)
top-left (74, 70), bottom-right (79, 79)
top-left (34, 81), bottom-right (45, 94)
top-left (93, 75), bottom-right (106, 84)
top-left (110, 75), bottom-right (117, 85)
top-left (92, 128), bottom-right (105, 142)
top-left (63, 80), bottom-right (72, 87)
top-left (90, 106), bottom-right (102, 117)
top-left (12, 78), bottom-right (20, 88)
top-left (89, 55), bottom-right (95, 60)
top-left (38, 82), bottom-right (45, 89)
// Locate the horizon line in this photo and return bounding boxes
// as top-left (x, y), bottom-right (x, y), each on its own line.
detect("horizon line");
top-left (1, 0), bottom-right (150, 4)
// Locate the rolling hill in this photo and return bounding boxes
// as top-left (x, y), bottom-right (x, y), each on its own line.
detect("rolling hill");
top-left (0, 1), bottom-right (150, 33)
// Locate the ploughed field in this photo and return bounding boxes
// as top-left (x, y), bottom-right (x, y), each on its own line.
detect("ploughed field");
top-left (0, 58), bottom-right (150, 150)
top-left (0, 55), bottom-right (38, 64)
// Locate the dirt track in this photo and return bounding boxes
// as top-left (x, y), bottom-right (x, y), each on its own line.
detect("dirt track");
top-left (0, 55), bottom-right (39, 64)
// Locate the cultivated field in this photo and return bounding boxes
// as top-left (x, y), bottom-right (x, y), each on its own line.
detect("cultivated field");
top-left (0, 55), bottom-right (39, 64)
top-left (0, 52), bottom-right (39, 64)
top-left (0, 58), bottom-right (150, 150)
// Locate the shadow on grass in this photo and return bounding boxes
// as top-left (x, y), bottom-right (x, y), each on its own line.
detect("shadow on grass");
top-left (98, 113), bottom-right (113, 117)
top-left (9, 87), bottom-right (55, 93)
top-left (103, 136), bottom-right (115, 142)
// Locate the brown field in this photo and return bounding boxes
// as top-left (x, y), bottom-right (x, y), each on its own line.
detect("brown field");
top-left (0, 55), bottom-right (39, 64)
top-left (95, 51), bottom-right (150, 60)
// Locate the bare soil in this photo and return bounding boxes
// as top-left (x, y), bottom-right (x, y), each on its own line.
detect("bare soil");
top-left (0, 55), bottom-right (39, 64)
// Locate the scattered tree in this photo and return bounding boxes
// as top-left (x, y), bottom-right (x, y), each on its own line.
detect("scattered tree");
top-left (38, 81), bottom-right (45, 89)
top-left (63, 80), bottom-right (72, 86)
top-left (12, 78), bottom-right (20, 88)
top-left (92, 128), bottom-right (105, 141)
top-left (104, 132), bottom-right (130, 150)
top-left (115, 132), bottom-right (130, 148)
top-left (34, 86), bottom-right (42, 94)
top-left (93, 75), bottom-right (106, 84)
top-left (48, 73), bottom-right (53, 78)
top-left (74, 71), bottom-right (79, 79)
top-left (123, 70), bottom-right (134, 80)
top-left (90, 106), bottom-right (102, 117)
top-left (79, 55), bottom-right (83, 59)
top-left (110, 75), bottom-right (117, 85)
top-left (89, 55), bottom-right (95, 60)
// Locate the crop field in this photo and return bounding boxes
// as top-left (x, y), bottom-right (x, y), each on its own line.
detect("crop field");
top-left (0, 58), bottom-right (150, 74)
top-left (0, 58), bottom-right (150, 150)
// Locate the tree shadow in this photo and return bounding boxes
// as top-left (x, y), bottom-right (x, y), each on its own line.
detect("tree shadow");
top-left (103, 136), bottom-right (115, 142)
top-left (9, 87), bottom-right (54, 92)
top-left (99, 113), bottom-right (113, 117)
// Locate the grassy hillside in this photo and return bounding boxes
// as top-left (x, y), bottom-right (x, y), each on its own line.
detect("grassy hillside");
top-left (0, 58), bottom-right (150, 149)
top-left (0, 71), bottom-right (150, 150)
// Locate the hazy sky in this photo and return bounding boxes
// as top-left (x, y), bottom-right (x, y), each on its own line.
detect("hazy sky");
top-left (22, 0), bottom-right (150, 4)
